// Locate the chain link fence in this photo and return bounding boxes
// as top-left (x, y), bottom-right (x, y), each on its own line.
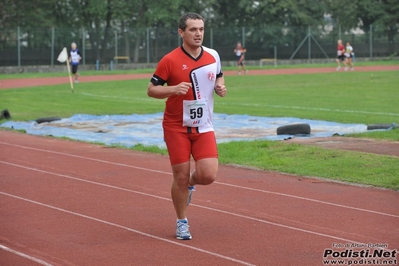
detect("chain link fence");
top-left (0, 25), bottom-right (397, 67)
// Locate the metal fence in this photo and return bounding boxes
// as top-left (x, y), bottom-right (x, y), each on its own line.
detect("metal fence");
top-left (0, 25), bottom-right (397, 67)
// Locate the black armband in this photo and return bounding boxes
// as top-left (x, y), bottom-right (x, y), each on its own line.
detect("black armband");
top-left (150, 74), bottom-right (166, 86)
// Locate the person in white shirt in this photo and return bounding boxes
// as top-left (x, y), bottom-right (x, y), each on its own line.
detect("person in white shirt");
top-left (344, 42), bottom-right (354, 71)
top-left (69, 42), bottom-right (82, 83)
top-left (234, 42), bottom-right (248, 75)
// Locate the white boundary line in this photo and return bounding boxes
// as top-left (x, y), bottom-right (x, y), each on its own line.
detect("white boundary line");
top-left (75, 93), bottom-right (399, 117)
top-left (1, 141), bottom-right (398, 219)
top-left (0, 191), bottom-right (255, 266)
top-left (214, 182), bottom-right (399, 219)
top-left (218, 102), bottom-right (399, 117)
top-left (0, 244), bottom-right (53, 266)
top-left (0, 161), bottom-right (384, 246)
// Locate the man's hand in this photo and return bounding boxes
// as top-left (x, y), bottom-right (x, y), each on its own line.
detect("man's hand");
top-left (174, 82), bottom-right (192, 95)
top-left (215, 84), bottom-right (227, 97)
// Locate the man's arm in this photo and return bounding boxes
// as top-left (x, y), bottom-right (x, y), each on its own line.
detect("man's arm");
top-left (214, 76), bottom-right (227, 97)
top-left (147, 82), bottom-right (192, 99)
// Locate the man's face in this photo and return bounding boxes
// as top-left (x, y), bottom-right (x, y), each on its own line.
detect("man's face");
top-left (71, 44), bottom-right (76, 50)
top-left (179, 19), bottom-right (204, 48)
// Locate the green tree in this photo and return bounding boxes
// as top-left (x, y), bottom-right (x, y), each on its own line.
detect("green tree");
top-left (212, 0), bottom-right (328, 48)
top-left (327, 0), bottom-right (398, 54)
top-left (111, 0), bottom-right (182, 62)
top-left (0, 0), bottom-right (56, 49)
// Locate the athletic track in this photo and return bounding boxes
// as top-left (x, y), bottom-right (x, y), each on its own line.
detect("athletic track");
top-left (1, 65), bottom-right (398, 89)
top-left (1, 65), bottom-right (399, 265)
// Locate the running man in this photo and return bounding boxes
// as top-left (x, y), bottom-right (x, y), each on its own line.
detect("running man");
top-left (234, 42), bottom-right (248, 74)
top-left (335, 39), bottom-right (346, 71)
top-left (69, 42), bottom-right (82, 83)
top-left (147, 12), bottom-right (227, 240)
top-left (344, 42), bottom-right (354, 71)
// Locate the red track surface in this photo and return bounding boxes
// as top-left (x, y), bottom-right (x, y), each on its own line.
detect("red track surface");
top-left (1, 65), bottom-right (399, 265)
top-left (1, 65), bottom-right (398, 89)
top-left (1, 130), bottom-right (398, 265)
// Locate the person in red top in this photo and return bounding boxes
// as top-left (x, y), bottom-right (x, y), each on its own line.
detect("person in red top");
top-left (335, 39), bottom-right (346, 71)
top-left (147, 12), bottom-right (227, 240)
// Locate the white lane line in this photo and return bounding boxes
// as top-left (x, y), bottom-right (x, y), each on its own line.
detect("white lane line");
top-left (1, 161), bottom-right (171, 202)
top-left (0, 244), bottom-right (53, 266)
top-left (0, 161), bottom-right (385, 246)
top-left (0, 142), bottom-right (169, 175)
top-left (214, 182), bottom-right (399, 219)
top-left (218, 102), bottom-right (399, 117)
top-left (1, 142), bottom-right (398, 219)
top-left (0, 192), bottom-right (255, 266)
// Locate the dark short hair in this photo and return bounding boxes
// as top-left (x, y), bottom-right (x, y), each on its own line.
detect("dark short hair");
top-left (178, 12), bottom-right (204, 31)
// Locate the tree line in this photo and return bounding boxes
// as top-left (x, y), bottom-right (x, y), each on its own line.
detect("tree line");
top-left (0, 0), bottom-right (397, 62)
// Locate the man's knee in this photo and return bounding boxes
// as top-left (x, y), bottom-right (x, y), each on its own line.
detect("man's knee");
top-left (172, 164), bottom-right (190, 188)
top-left (198, 172), bottom-right (216, 185)
top-left (195, 159), bottom-right (218, 185)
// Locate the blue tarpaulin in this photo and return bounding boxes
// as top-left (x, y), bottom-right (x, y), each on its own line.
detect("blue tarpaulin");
top-left (1, 113), bottom-right (368, 148)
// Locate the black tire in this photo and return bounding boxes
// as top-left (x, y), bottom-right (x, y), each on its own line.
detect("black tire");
top-left (35, 117), bottom-right (62, 124)
top-left (367, 124), bottom-right (398, 130)
top-left (277, 123), bottom-right (311, 135)
top-left (0, 109), bottom-right (11, 120)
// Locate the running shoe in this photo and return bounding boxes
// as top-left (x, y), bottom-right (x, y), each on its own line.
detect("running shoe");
top-left (336, 66), bottom-right (341, 71)
top-left (187, 186), bottom-right (195, 206)
top-left (176, 220), bottom-right (192, 240)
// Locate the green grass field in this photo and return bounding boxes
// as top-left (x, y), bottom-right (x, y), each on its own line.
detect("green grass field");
top-left (1, 68), bottom-right (398, 189)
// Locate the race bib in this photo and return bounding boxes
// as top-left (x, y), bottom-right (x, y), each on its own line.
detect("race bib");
top-left (182, 99), bottom-right (209, 127)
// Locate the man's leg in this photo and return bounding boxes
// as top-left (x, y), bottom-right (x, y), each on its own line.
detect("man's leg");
top-left (336, 57), bottom-right (341, 71)
top-left (171, 162), bottom-right (191, 219)
top-left (171, 162), bottom-right (193, 240)
top-left (189, 158), bottom-right (218, 186)
top-left (75, 66), bottom-right (79, 81)
top-left (189, 131), bottom-right (219, 186)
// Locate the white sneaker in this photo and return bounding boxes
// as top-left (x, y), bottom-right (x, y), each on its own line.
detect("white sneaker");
top-left (176, 220), bottom-right (192, 240)
top-left (336, 66), bottom-right (341, 71)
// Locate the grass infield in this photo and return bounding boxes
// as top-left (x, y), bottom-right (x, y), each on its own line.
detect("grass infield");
top-left (1, 67), bottom-right (398, 189)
